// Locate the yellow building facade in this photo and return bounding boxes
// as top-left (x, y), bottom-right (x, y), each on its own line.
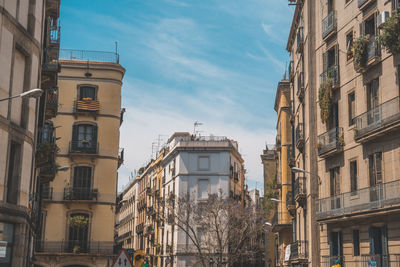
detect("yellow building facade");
top-left (34, 51), bottom-right (125, 267)
top-left (273, 79), bottom-right (293, 267)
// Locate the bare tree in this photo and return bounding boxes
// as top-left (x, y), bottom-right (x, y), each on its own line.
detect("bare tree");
top-left (162, 193), bottom-right (267, 267)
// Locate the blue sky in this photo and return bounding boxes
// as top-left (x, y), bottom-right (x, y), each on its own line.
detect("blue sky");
top-left (60, 0), bottom-right (294, 192)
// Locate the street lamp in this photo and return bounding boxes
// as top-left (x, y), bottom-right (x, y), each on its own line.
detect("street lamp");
top-left (270, 198), bottom-right (281, 203)
top-left (291, 167), bottom-right (321, 184)
top-left (265, 222), bottom-right (272, 227)
top-left (0, 88), bottom-right (43, 102)
top-left (57, 166), bottom-right (69, 171)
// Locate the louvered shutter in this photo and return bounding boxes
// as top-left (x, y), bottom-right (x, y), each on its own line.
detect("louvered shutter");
top-left (92, 125), bottom-right (98, 152)
top-left (369, 227), bottom-right (375, 255)
top-left (323, 51), bottom-right (328, 72)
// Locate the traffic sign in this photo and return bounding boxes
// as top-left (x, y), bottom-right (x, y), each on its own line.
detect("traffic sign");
top-left (112, 248), bottom-right (133, 267)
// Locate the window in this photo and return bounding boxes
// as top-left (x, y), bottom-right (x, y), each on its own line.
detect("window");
top-left (71, 124), bottom-right (98, 153)
top-left (79, 86), bottom-right (96, 100)
top-left (198, 156), bottom-right (210, 170)
top-left (369, 226), bottom-right (388, 256)
top-left (353, 230), bottom-right (360, 256)
top-left (346, 31), bottom-right (354, 60)
top-left (330, 167), bottom-right (341, 209)
top-left (198, 179), bottom-right (209, 199)
top-left (72, 166), bottom-right (92, 200)
top-left (350, 161), bottom-right (358, 195)
top-left (68, 213), bottom-right (89, 253)
top-left (330, 231), bottom-right (342, 265)
top-left (369, 152), bottom-right (383, 186)
top-left (348, 92), bottom-right (355, 126)
top-left (6, 141), bottom-right (22, 204)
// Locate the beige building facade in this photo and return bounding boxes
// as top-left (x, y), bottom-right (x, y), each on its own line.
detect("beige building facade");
top-left (34, 53), bottom-right (125, 267)
top-left (286, 0), bottom-right (400, 266)
top-left (0, 0), bottom-right (60, 265)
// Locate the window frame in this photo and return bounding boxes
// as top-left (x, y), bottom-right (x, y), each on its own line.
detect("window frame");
top-left (77, 84), bottom-right (98, 101)
top-left (348, 92), bottom-right (356, 126)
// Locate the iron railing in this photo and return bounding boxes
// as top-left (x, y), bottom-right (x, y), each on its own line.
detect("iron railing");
top-left (272, 210), bottom-right (292, 226)
top-left (297, 26), bottom-right (304, 52)
top-left (294, 176), bottom-right (306, 200)
top-left (63, 187), bottom-right (98, 201)
top-left (317, 179), bottom-right (400, 219)
top-left (42, 187), bottom-right (53, 200)
top-left (317, 127), bottom-right (344, 156)
top-left (69, 140), bottom-right (98, 154)
top-left (321, 256), bottom-right (344, 267)
top-left (48, 24), bottom-right (60, 45)
top-left (358, 0), bottom-right (370, 7)
top-left (296, 123), bottom-right (304, 147)
top-left (35, 240), bottom-right (114, 254)
top-left (320, 65), bottom-right (339, 87)
top-left (42, 48), bottom-right (60, 73)
top-left (322, 11), bottom-right (337, 38)
top-left (361, 254), bottom-right (390, 267)
top-left (290, 240), bottom-right (308, 260)
top-left (59, 49), bottom-right (119, 63)
top-left (354, 97), bottom-right (400, 139)
top-left (366, 35), bottom-right (381, 61)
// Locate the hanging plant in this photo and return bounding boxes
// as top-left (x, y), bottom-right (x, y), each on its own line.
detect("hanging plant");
top-left (377, 10), bottom-right (400, 55)
top-left (353, 34), bottom-right (370, 73)
top-left (318, 77), bottom-right (334, 124)
top-left (68, 215), bottom-right (89, 229)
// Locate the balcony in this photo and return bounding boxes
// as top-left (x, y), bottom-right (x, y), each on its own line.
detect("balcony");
top-left (320, 65), bottom-right (339, 88)
top-left (272, 210), bottom-right (292, 231)
top-left (358, 0), bottom-right (373, 8)
top-left (42, 187), bottom-right (53, 200)
top-left (295, 123), bottom-right (304, 150)
top-left (354, 97), bottom-right (400, 142)
top-left (316, 179), bottom-right (400, 221)
top-left (290, 240), bottom-right (308, 262)
top-left (63, 187), bottom-right (98, 201)
top-left (317, 127), bottom-right (344, 158)
top-left (69, 140), bottom-right (98, 154)
top-left (36, 124), bottom-right (57, 167)
top-left (59, 49), bottom-right (119, 64)
top-left (118, 148), bottom-right (124, 168)
top-left (45, 87), bottom-right (58, 119)
top-left (321, 256), bottom-right (344, 267)
top-left (74, 99), bottom-right (100, 113)
top-left (289, 61), bottom-right (294, 80)
top-left (296, 26), bottom-right (304, 53)
top-left (322, 11), bottom-right (337, 39)
top-left (48, 23), bottom-right (60, 46)
top-left (136, 223), bottom-right (144, 234)
top-left (366, 35), bottom-right (381, 66)
top-left (42, 48), bottom-right (60, 75)
top-left (322, 255), bottom-right (400, 267)
top-left (35, 240), bottom-right (114, 255)
top-left (294, 176), bottom-right (306, 203)
top-left (297, 72), bottom-right (304, 100)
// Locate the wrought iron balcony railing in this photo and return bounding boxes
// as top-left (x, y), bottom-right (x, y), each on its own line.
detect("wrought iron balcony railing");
top-left (272, 210), bottom-right (292, 227)
top-left (296, 26), bottom-right (304, 53)
top-left (317, 127), bottom-right (344, 156)
top-left (69, 140), bottom-right (98, 154)
top-left (358, 0), bottom-right (371, 8)
top-left (48, 24), bottom-right (60, 45)
top-left (321, 256), bottom-right (344, 267)
top-left (322, 11), bottom-right (337, 39)
top-left (42, 187), bottom-right (53, 200)
top-left (59, 49), bottom-right (119, 63)
top-left (366, 35), bottom-right (381, 63)
top-left (290, 240), bottom-right (308, 261)
top-left (45, 87), bottom-right (58, 118)
top-left (294, 176), bottom-right (306, 202)
top-left (316, 179), bottom-right (400, 220)
top-left (320, 65), bottom-right (339, 87)
top-left (63, 187), bottom-right (98, 201)
top-left (295, 123), bottom-right (304, 149)
top-left (35, 240), bottom-right (114, 255)
top-left (354, 97), bottom-right (400, 141)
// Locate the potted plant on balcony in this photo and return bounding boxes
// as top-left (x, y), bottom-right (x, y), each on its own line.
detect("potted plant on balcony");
top-left (377, 10), bottom-right (400, 55)
top-left (353, 34), bottom-right (370, 73)
top-left (36, 142), bottom-right (59, 166)
top-left (318, 76), bottom-right (334, 124)
top-left (68, 215), bottom-right (88, 253)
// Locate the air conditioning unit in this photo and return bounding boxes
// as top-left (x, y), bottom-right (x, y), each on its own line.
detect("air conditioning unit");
top-left (377, 11), bottom-right (390, 28)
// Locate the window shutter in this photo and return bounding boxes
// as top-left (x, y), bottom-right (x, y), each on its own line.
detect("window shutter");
top-left (329, 232), bottom-right (334, 257)
top-left (369, 227), bottom-right (375, 255)
top-left (375, 152), bottom-right (382, 183)
top-left (360, 22), bottom-right (365, 36)
top-left (92, 125), bottom-right (98, 144)
top-left (323, 51), bottom-right (328, 72)
top-left (374, 12), bottom-right (378, 35)
top-left (339, 231), bottom-right (343, 257)
top-left (72, 124), bottom-right (79, 141)
top-left (334, 44), bottom-right (339, 66)
top-left (382, 225), bottom-right (388, 256)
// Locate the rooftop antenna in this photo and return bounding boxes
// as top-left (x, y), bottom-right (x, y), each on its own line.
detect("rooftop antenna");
top-left (194, 121), bottom-right (203, 137)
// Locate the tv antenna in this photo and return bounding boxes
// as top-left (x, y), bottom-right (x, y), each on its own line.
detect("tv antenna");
top-left (194, 121), bottom-right (203, 136)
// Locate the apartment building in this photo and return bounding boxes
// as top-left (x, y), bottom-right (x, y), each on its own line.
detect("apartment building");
top-left (116, 132), bottom-right (245, 267)
top-left (272, 79), bottom-right (294, 267)
top-left (286, 0), bottom-right (400, 266)
top-left (34, 51), bottom-right (125, 267)
top-left (0, 0), bottom-right (60, 265)
top-left (261, 145), bottom-right (277, 267)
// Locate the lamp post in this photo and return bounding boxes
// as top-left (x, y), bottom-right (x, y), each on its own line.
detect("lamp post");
top-left (0, 88), bottom-right (43, 102)
top-left (291, 167), bottom-right (321, 185)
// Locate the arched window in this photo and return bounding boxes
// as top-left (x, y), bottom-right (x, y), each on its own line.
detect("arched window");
top-left (71, 123), bottom-right (98, 153)
top-left (67, 213), bottom-right (89, 253)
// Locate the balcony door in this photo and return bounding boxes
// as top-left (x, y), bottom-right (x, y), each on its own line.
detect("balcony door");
top-left (73, 166), bottom-right (92, 200)
top-left (369, 152), bottom-right (383, 202)
top-left (68, 213), bottom-right (89, 253)
top-left (329, 231), bottom-right (342, 266)
top-left (330, 167), bottom-right (341, 210)
top-left (72, 124), bottom-right (97, 153)
top-left (369, 226), bottom-right (388, 267)
top-left (367, 79), bottom-right (380, 125)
